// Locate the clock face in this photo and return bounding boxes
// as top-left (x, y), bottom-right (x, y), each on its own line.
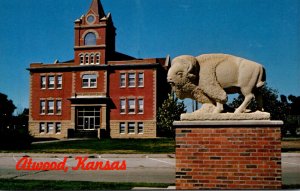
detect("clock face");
top-left (87, 15), bottom-right (95, 24)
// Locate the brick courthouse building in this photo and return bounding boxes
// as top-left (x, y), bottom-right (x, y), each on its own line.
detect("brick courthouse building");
top-left (28, 0), bottom-right (169, 139)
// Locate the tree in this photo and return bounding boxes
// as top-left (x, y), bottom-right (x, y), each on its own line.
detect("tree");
top-left (0, 93), bottom-right (16, 130)
top-left (0, 93), bottom-right (32, 149)
top-left (228, 84), bottom-right (288, 121)
top-left (288, 95), bottom-right (300, 115)
top-left (157, 93), bottom-right (186, 138)
top-left (228, 85), bottom-right (300, 137)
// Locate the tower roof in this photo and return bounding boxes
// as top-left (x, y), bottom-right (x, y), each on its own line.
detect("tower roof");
top-left (89, 0), bottom-right (106, 18)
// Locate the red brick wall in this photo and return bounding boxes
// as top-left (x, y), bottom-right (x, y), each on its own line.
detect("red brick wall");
top-left (175, 123), bottom-right (282, 190)
top-left (31, 72), bottom-right (73, 121)
top-left (109, 69), bottom-right (155, 121)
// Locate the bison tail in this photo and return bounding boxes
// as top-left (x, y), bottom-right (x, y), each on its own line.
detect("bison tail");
top-left (256, 66), bottom-right (266, 88)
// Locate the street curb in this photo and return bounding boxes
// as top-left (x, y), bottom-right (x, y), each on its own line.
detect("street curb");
top-left (282, 153), bottom-right (300, 157)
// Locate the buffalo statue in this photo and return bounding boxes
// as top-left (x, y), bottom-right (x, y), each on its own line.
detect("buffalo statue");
top-left (167, 54), bottom-right (266, 113)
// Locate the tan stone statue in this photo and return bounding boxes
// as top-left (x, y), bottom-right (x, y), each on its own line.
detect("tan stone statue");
top-left (167, 54), bottom-right (270, 120)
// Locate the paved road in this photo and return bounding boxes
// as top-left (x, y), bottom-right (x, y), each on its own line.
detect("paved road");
top-left (0, 154), bottom-right (175, 183)
top-left (0, 153), bottom-right (299, 185)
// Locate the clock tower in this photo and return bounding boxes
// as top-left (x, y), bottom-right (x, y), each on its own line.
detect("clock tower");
top-left (74, 0), bottom-right (116, 65)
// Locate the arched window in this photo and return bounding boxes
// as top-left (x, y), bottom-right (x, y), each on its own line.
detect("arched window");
top-left (95, 54), bottom-right (100, 64)
top-left (85, 54), bottom-right (89, 65)
top-left (90, 54), bottom-right (94, 65)
top-left (84, 32), bottom-right (97, 46)
top-left (79, 54), bottom-right (84, 65)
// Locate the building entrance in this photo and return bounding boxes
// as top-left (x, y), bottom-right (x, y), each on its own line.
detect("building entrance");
top-left (76, 107), bottom-right (100, 130)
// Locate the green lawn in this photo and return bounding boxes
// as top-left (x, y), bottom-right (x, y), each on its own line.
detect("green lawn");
top-left (1, 138), bottom-right (175, 154)
top-left (0, 179), bottom-right (171, 190)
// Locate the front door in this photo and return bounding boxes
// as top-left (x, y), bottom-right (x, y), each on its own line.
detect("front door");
top-left (76, 107), bottom-right (100, 130)
top-left (84, 117), bottom-right (95, 130)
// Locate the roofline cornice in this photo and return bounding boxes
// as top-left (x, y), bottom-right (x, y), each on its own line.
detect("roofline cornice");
top-left (27, 63), bottom-right (161, 72)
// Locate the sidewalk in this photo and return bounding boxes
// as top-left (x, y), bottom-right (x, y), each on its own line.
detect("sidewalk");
top-left (31, 138), bottom-right (93, 144)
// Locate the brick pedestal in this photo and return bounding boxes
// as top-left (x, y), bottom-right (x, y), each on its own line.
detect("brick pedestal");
top-left (175, 120), bottom-right (283, 190)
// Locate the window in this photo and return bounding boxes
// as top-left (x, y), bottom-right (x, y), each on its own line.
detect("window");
top-left (128, 99), bottom-right (135, 113)
top-left (39, 123), bottom-right (45, 133)
top-left (85, 54), bottom-right (89, 65)
top-left (47, 123), bottom-right (54, 134)
top-left (128, 122), bottom-right (135, 134)
top-left (138, 99), bottom-right (144, 114)
top-left (82, 74), bottom-right (97, 88)
top-left (120, 99), bottom-right (126, 114)
top-left (138, 122), bottom-right (144, 134)
top-left (90, 54), bottom-right (94, 65)
top-left (84, 32), bottom-right (97, 46)
top-left (48, 76), bottom-right (55, 89)
top-left (56, 123), bottom-right (61, 134)
top-left (95, 54), bottom-right (100, 64)
top-left (119, 123), bottom-right (125, 134)
top-left (87, 15), bottom-right (95, 24)
top-left (40, 100), bottom-right (46, 114)
top-left (41, 76), bottom-right (46, 89)
top-left (128, 73), bottom-right (136, 87)
top-left (120, 73), bottom-right (126, 87)
top-left (80, 54), bottom-right (84, 65)
top-left (138, 72), bottom-right (144, 87)
top-left (56, 100), bottom-right (62, 114)
top-left (57, 75), bottom-right (62, 89)
top-left (47, 100), bottom-right (54, 114)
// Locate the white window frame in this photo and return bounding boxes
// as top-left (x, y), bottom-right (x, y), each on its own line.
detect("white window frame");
top-left (47, 100), bottom-right (54, 114)
top-left (80, 54), bottom-right (84, 65)
top-left (47, 123), bottom-right (54, 134)
top-left (138, 98), bottom-right (144, 114)
top-left (85, 54), bottom-right (89, 65)
top-left (119, 122), bottom-right (125, 134)
top-left (56, 100), bottom-right (62, 114)
top-left (138, 122), bottom-right (144, 134)
top-left (48, 76), bottom-right (55, 89)
top-left (128, 99), bottom-right (135, 114)
top-left (56, 123), bottom-right (61, 134)
top-left (90, 54), bottom-right (95, 65)
top-left (95, 54), bottom-right (100, 64)
top-left (128, 122), bottom-right (135, 134)
top-left (57, 75), bottom-right (62, 89)
top-left (120, 73), bottom-right (126, 88)
top-left (41, 76), bottom-right (46, 89)
top-left (138, 72), bottom-right (144, 87)
top-left (40, 100), bottom-right (46, 114)
top-left (120, 99), bottom-right (126, 114)
top-left (128, 73), bottom-right (136, 87)
top-left (82, 74), bottom-right (97, 88)
top-left (39, 123), bottom-right (45, 134)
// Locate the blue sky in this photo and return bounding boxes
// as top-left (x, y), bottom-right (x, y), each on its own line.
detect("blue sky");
top-left (0, 0), bottom-right (299, 112)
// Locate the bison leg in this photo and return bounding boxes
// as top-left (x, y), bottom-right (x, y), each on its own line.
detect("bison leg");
top-left (235, 90), bottom-right (254, 113)
top-left (213, 102), bottom-right (224, 113)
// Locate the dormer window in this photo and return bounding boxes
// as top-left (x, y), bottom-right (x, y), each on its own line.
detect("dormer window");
top-left (84, 32), bottom-right (96, 46)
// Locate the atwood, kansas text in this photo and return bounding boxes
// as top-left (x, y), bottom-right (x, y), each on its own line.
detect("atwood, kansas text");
top-left (16, 157), bottom-right (127, 172)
